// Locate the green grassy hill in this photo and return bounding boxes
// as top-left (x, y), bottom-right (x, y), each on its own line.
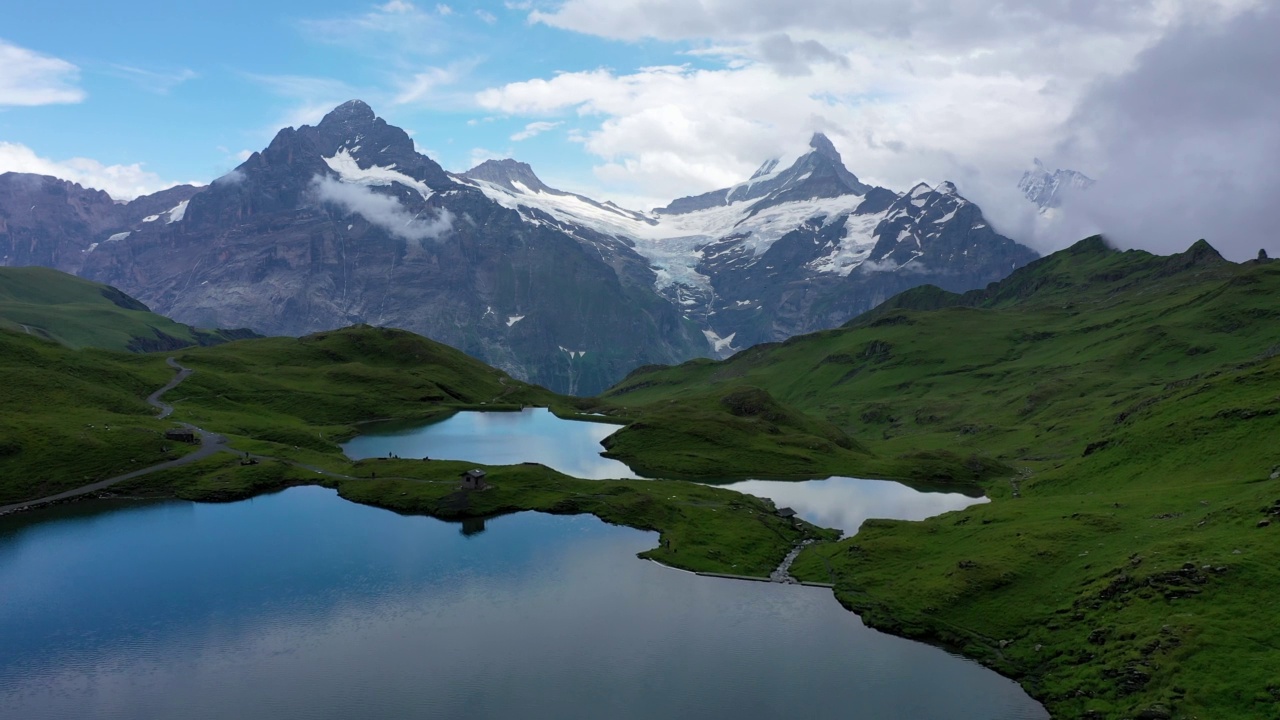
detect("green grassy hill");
top-left (0, 321), bottom-right (814, 581)
top-left (162, 324), bottom-right (562, 463)
top-left (0, 266), bottom-right (257, 352)
top-left (5, 238), bottom-right (1278, 717)
top-left (597, 237), bottom-right (1280, 719)
top-left (0, 324), bottom-right (558, 505)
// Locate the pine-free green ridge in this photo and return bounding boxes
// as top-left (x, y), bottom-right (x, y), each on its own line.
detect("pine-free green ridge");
top-left (4, 238), bottom-right (1279, 718)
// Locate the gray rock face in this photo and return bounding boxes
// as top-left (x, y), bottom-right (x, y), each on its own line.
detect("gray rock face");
top-left (3, 103), bottom-right (1039, 393)
top-left (457, 133), bottom-right (1038, 359)
top-left (69, 101), bottom-right (705, 395)
top-left (0, 173), bottom-right (199, 274)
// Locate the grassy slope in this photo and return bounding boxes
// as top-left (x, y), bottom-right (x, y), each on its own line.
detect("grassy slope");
top-left (0, 266), bottom-right (254, 352)
top-left (0, 329), bottom-right (179, 504)
top-left (0, 323), bottom-right (814, 577)
top-left (597, 239), bottom-right (1280, 719)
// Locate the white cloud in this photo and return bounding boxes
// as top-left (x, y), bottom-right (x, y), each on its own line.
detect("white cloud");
top-left (378, 0), bottom-right (417, 12)
top-left (510, 121), bottom-right (563, 141)
top-left (301, 2), bottom-right (449, 57)
top-left (0, 40), bottom-right (85, 107)
top-left (476, 9), bottom-right (497, 24)
top-left (104, 64), bottom-right (198, 94)
top-left (312, 175), bottom-right (454, 242)
top-left (477, 60), bottom-right (1068, 210)
top-left (482, 0), bottom-right (1261, 228)
top-left (393, 66), bottom-right (457, 105)
top-left (0, 141), bottom-right (193, 200)
top-left (436, 3), bottom-right (454, 16)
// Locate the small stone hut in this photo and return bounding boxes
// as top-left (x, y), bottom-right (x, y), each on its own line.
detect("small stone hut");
top-left (776, 507), bottom-right (798, 525)
top-left (460, 469), bottom-right (489, 490)
top-left (164, 429), bottom-right (197, 444)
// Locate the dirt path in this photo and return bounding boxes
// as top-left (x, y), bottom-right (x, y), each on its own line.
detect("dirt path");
top-left (0, 358), bottom-right (229, 516)
top-left (1, 357), bottom-right (492, 516)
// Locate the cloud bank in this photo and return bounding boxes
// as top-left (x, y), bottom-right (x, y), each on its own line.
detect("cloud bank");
top-left (1043, 3), bottom-right (1280, 260)
top-left (481, 0), bottom-right (1270, 259)
top-left (312, 175), bottom-right (454, 242)
top-left (0, 142), bottom-right (188, 200)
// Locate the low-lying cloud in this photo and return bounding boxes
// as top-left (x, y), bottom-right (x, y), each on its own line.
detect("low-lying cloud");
top-left (0, 141), bottom-right (188, 200)
top-left (1022, 3), bottom-right (1280, 261)
top-left (312, 175), bottom-right (454, 242)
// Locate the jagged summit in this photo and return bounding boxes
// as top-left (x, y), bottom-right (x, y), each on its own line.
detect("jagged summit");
top-left (463, 159), bottom-right (553, 195)
top-left (807, 132), bottom-right (841, 160)
top-left (1019, 159), bottom-right (1094, 211)
top-left (657, 132), bottom-right (871, 215)
top-left (320, 99), bottom-right (376, 125)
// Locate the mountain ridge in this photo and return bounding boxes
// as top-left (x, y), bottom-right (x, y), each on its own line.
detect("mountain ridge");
top-left (3, 99), bottom-right (1037, 391)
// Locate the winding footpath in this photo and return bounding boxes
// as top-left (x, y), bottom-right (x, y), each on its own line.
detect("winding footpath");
top-left (0, 359), bottom-right (233, 516)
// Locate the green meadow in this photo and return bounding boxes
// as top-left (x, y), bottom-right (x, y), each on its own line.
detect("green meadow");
top-left (2, 238), bottom-right (1277, 718)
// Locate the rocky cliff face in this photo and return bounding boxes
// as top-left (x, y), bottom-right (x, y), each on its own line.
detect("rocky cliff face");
top-left (71, 101), bottom-right (705, 395)
top-left (0, 173), bottom-right (199, 274)
top-left (465, 133), bottom-right (1039, 355)
top-left (4, 103), bottom-right (1039, 393)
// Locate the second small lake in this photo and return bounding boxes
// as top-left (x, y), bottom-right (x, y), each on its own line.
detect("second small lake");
top-left (715, 476), bottom-right (989, 536)
top-left (341, 407), bottom-right (641, 479)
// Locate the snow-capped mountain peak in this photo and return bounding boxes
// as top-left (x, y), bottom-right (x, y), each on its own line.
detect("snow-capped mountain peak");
top-left (1019, 159), bottom-right (1094, 211)
top-left (656, 132), bottom-right (871, 216)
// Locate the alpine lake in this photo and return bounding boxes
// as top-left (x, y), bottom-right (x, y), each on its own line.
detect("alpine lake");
top-left (0, 408), bottom-right (1047, 719)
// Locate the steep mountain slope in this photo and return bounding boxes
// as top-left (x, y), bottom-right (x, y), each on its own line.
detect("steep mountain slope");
top-left (1019, 159), bottom-right (1094, 211)
top-left (462, 133), bottom-right (1038, 354)
top-left (594, 238), bottom-right (1280, 718)
top-left (0, 266), bottom-right (256, 352)
top-left (0, 173), bottom-right (200, 274)
top-left (4, 104), bottom-right (1036, 393)
top-left (0, 322), bottom-right (555, 506)
top-left (72, 101), bottom-right (705, 395)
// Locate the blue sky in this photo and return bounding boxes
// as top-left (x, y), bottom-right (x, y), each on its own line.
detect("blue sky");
top-left (0, 1), bottom-right (703, 197)
top-left (0, 0), bottom-right (1274, 259)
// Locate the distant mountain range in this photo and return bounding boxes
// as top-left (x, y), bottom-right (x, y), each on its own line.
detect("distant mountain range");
top-left (0, 100), bottom-right (1038, 393)
top-left (457, 130), bottom-right (1038, 355)
top-left (1018, 158), bottom-right (1094, 212)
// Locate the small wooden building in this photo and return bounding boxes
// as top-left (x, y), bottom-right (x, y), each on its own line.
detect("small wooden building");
top-left (164, 429), bottom-right (197, 444)
top-left (776, 507), bottom-right (797, 523)
top-left (460, 469), bottom-right (489, 490)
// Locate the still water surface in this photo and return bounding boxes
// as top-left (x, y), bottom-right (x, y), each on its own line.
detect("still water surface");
top-left (0, 487), bottom-right (1047, 719)
top-left (716, 476), bottom-right (989, 536)
top-left (342, 408), bottom-right (640, 479)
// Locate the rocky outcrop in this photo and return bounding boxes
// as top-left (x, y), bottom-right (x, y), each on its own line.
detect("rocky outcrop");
top-left (74, 101), bottom-right (705, 395)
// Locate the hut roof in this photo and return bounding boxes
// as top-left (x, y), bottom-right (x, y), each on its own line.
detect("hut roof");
top-left (776, 507), bottom-right (797, 518)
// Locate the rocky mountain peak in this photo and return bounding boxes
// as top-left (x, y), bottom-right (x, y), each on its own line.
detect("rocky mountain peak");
top-left (463, 159), bottom-right (552, 194)
top-left (319, 99), bottom-right (377, 128)
top-left (658, 132), bottom-right (871, 215)
top-left (1019, 159), bottom-right (1094, 211)
top-left (807, 132), bottom-right (840, 160)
